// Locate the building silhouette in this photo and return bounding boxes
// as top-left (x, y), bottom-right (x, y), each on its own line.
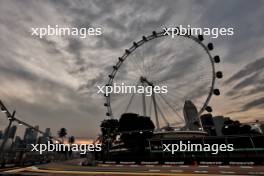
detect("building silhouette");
top-left (38, 128), bottom-right (51, 144)
top-left (260, 123), bottom-right (264, 134)
top-left (6, 125), bottom-right (17, 139)
top-left (183, 100), bottom-right (202, 131)
top-left (200, 114), bottom-right (217, 136)
top-left (212, 116), bottom-right (230, 136)
top-left (243, 120), bottom-right (264, 134)
top-left (13, 136), bottom-right (23, 150)
top-left (23, 126), bottom-right (39, 144)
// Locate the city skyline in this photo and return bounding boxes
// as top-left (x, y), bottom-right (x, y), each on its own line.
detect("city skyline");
top-left (0, 0), bottom-right (264, 139)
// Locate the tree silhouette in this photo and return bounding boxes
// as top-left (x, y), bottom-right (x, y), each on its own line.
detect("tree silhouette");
top-left (58, 128), bottom-right (67, 144)
top-left (100, 119), bottom-right (119, 141)
top-left (222, 119), bottom-right (261, 135)
top-left (100, 118), bottom-right (119, 153)
top-left (118, 113), bottom-right (155, 153)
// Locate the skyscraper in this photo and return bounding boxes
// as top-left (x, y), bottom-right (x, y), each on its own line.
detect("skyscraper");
top-left (183, 100), bottom-right (202, 131)
top-left (14, 136), bottom-right (22, 148)
top-left (38, 128), bottom-right (51, 144)
top-left (6, 125), bottom-right (17, 139)
top-left (23, 126), bottom-right (39, 144)
top-left (3, 125), bottom-right (17, 139)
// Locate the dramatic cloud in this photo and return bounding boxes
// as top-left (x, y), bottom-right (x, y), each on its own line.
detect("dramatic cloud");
top-left (0, 0), bottom-right (263, 140)
top-left (242, 97), bottom-right (264, 111)
top-left (225, 57), bottom-right (264, 84)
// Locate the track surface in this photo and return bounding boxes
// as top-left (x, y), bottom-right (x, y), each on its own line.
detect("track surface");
top-left (1, 159), bottom-right (264, 175)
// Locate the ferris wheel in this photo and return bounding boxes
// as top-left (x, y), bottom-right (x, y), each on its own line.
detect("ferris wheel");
top-left (104, 29), bottom-right (222, 130)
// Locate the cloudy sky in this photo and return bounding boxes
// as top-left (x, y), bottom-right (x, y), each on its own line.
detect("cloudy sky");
top-left (0, 0), bottom-right (264, 139)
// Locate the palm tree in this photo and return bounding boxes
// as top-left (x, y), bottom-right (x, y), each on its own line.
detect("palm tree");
top-left (58, 128), bottom-right (67, 144)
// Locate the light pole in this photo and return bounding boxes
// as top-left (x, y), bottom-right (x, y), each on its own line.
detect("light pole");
top-left (0, 100), bottom-right (62, 166)
top-left (0, 100), bottom-right (61, 142)
top-left (0, 101), bottom-right (16, 165)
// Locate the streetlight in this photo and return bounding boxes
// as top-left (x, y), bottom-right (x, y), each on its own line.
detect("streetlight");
top-left (0, 99), bottom-right (62, 146)
top-left (0, 103), bottom-right (6, 112)
top-left (0, 110), bottom-right (16, 161)
top-left (1, 109), bottom-right (7, 113)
